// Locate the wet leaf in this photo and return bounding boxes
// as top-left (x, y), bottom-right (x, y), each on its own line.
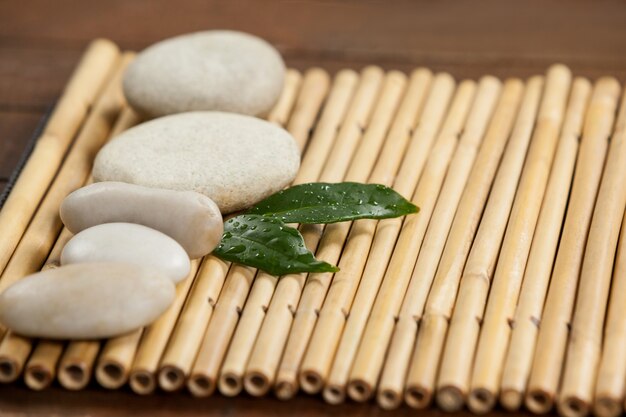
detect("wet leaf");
top-left (248, 182), bottom-right (419, 224)
top-left (213, 214), bottom-right (338, 276)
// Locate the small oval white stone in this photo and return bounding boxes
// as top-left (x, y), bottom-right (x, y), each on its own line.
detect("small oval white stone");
top-left (92, 112), bottom-right (300, 213)
top-left (123, 30), bottom-right (285, 118)
top-left (0, 263), bottom-right (175, 339)
top-left (61, 223), bottom-right (190, 283)
top-left (60, 182), bottom-right (223, 259)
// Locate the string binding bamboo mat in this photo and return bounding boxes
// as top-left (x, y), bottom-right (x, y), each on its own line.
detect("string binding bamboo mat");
top-left (0, 39), bottom-right (625, 417)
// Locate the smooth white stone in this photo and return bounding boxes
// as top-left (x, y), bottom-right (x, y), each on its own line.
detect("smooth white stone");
top-left (0, 263), bottom-right (175, 339)
top-left (60, 182), bottom-right (223, 258)
top-left (123, 30), bottom-right (285, 118)
top-left (61, 223), bottom-right (190, 283)
top-left (92, 112), bottom-right (300, 213)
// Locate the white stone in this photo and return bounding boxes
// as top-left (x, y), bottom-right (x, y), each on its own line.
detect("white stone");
top-left (61, 223), bottom-right (190, 283)
top-left (60, 182), bottom-right (223, 259)
top-left (123, 30), bottom-right (285, 118)
top-left (0, 263), bottom-right (175, 339)
top-left (92, 112), bottom-right (300, 213)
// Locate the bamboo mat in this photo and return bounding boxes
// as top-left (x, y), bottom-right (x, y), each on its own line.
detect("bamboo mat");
top-left (0, 39), bottom-right (625, 417)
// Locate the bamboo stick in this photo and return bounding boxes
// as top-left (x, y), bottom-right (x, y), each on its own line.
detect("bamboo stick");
top-left (66, 107), bottom-right (198, 394)
top-left (0, 331), bottom-right (33, 384)
top-left (0, 39), bottom-right (119, 279)
top-left (211, 66), bottom-right (382, 398)
top-left (20, 228), bottom-right (73, 389)
top-left (274, 68), bottom-right (434, 400)
top-left (78, 67), bottom-right (318, 394)
top-left (0, 53), bottom-right (130, 317)
top-left (314, 74), bottom-right (456, 403)
top-left (525, 79), bottom-right (621, 414)
top-left (377, 79), bottom-right (524, 410)
top-left (347, 76), bottom-right (499, 403)
top-left (95, 328), bottom-right (144, 389)
top-left (185, 68), bottom-right (351, 398)
top-left (267, 69), bottom-right (302, 126)
top-left (216, 68), bottom-right (381, 398)
top-left (467, 65), bottom-right (572, 414)
top-left (149, 69), bottom-right (303, 393)
top-left (405, 77), bottom-right (537, 411)
top-left (441, 69), bottom-right (561, 413)
top-left (557, 85), bottom-right (626, 417)
top-left (593, 210), bottom-right (626, 417)
top-left (128, 259), bottom-right (201, 395)
top-left (56, 115), bottom-right (198, 389)
top-left (155, 256), bottom-right (230, 392)
top-left (182, 68), bottom-right (340, 397)
top-left (155, 257), bottom-right (231, 392)
top-left (154, 68), bottom-right (319, 391)
top-left (307, 73), bottom-right (456, 404)
top-left (499, 78), bottom-right (592, 411)
top-left (282, 68), bottom-right (331, 151)
top-left (93, 68), bottom-right (303, 392)
top-left (435, 75), bottom-right (545, 413)
top-left (242, 71), bottom-right (407, 398)
top-left (20, 107), bottom-right (141, 391)
top-left (58, 341), bottom-right (101, 390)
top-left (23, 339), bottom-right (65, 390)
top-left (0, 55), bottom-right (131, 385)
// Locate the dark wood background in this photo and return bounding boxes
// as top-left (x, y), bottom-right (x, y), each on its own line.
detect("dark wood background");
top-left (1, 1), bottom-right (625, 416)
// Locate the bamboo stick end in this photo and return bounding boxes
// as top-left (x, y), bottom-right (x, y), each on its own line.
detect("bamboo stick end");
top-left (361, 65), bottom-right (385, 80)
top-left (434, 72), bottom-right (456, 88)
top-left (468, 388), bottom-right (497, 414)
top-left (323, 384), bottom-right (346, 405)
top-left (0, 356), bottom-right (20, 383)
top-left (304, 67), bottom-right (331, 87)
top-left (23, 365), bottom-right (53, 390)
top-left (436, 385), bottom-right (465, 412)
top-left (459, 79), bottom-right (478, 91)
top-left (377, 388), bottom-right (402, 410)
top-left (243, 370), bottom-right (271, 397)
top-left (478, 75), bottom-right (502, 90)
top-left (157, 365), bottom-right (185, 392)
top-left (405, 384), bottom-right (433, 409)
top-left (95, 360), bottom-right (126, 389)
top-left (335, 68), bottom-right (359, 85)
top-left (299, 369), bottom-right (324, 394)
top-left (503, 77), bottom-right (524, 90)
top-left (572, 77), bottom-right (592, 92)
top-left (58, 364), bottom-right (90, 391)
top-left (274, 380), bottom-right (297, 401)
top-left (500, 388), bottom-right (523, 411)
top-left (547, 64), bottom-right (572, 81)
top-left (525, 388), bottom-right (555, 414)
top-left (218, 372), bottom-right (243, 397)
top-left (593, 396), bottom-right (623, 417)
top-left (285, 68), bottom-right (303, 82)
top-left (527, 74), bottom-right (545, 86)
top-left (187, 373), bottom-right (216, 397)
top-left (386, 70), bottom-right (408, 85)
top-left (410, 67), bottom-right (433, 81)
top-left (558, 395), bottom-right (591, 417)
top-left (129, 370), bottom-right (156, 395)
top-left (88, 38), bottom-right (120, 56)
top-left (121, 51), bottom-right (137, 61)
top-left (346, 379), bottom-right (373, 402)
top-left (595, 77), bottom-right (621, 97)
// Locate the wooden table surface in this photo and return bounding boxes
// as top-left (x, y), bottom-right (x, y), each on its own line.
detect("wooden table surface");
top-left (1, 1), bottom-right (625, 416)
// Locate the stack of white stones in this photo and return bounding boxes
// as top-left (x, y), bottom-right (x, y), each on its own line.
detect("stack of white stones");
top-left (0, 31), bottom-right (300, 339)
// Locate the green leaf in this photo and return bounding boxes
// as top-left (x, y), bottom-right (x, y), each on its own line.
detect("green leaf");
top-left (213, 214), bottom-right (339, 276)
top-left (248, 182), bottom-right (419, 224)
